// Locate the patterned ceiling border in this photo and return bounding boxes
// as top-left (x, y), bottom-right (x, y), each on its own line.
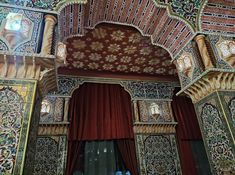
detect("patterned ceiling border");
top-left (153, 0), bottom-right (205, 31)
top-left (199, 0), bottom-right (235, 37)
top-left (50, 75), bottom-right (179, 100)
top-left (55, 0), bottom-right (87, 12)
top-left (0, 0), bottom-right (87, 11)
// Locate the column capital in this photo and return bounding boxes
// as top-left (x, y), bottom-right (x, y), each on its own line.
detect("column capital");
top-left (178, 71), bottom-right (235, 103)
top-left (44, 14), bottom-right (57, 24)
top-left (194, 34), bottom-right (206, 42)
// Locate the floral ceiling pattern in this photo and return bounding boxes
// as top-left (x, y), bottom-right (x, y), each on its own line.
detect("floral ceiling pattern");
top-left (62, 24), bottom-right (177, 77)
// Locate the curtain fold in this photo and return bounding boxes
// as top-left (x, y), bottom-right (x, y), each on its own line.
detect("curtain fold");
top-left (171, 88), bottom-right (202, 175)
top-left (116, 139), bottom-right (139, 175)
top-left (66, 141), bottom-right (85, 175)
top-left (66, 83), bottom-right (138, 175)
top-left (68, 83), bottom-right (134, 141)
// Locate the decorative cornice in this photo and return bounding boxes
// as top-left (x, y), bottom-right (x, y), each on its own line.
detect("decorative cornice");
top-left (0, 52), bottom-right (62, 96)
top-left (178, 70), bottom-right (235, 103)
top-left (54, 75), bottom-right (179, 100)
top-left (133, 122), bottom-right (177, 134)
top-left (38, 122), bottom-right (69, 135)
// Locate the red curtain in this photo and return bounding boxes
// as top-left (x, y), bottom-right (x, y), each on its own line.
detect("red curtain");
top-left (116, 139), bottom-right (138, 175)
top-left (66, 83), bottom-right (138, 175)
top-left (171, 88), bottom-right (202, 175)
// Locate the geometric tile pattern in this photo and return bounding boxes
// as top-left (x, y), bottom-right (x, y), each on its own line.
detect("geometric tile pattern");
top-left (33, 136), bottom-right (67, 175)
top-left (136, 134), bottom-right (182, 175)
top-left (0, 79), bottom-right (37, 175)
top-left (55, 76), bottom-right (177, 99)
top-left (61, 24), bottom-right (177, 76)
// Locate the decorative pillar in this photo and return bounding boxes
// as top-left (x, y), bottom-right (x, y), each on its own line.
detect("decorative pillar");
top-left (179, 72), bottom-right (235, 174)
top-left (120, 81), bottom-right (181, 175)
top-left (63, 97), bottom-right (70, 122)
top-left (194, 34), bottom-right (214, 69)
top-left (133, 100), bottom-right (140, 122)
top-left (0, 79), bottom-right (38, 174)
top-left (193, 89), bottom-right (235, 174)
top-left (41, 15), bottom-right (57, 55)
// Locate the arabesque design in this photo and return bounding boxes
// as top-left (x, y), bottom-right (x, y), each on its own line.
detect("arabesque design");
top-left (0, 87), bottom-right (23, 174)
top-left (200, 104), bottom-right (234, 173)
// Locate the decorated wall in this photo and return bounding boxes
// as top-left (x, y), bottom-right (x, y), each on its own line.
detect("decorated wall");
top-left (0, 7), bottom-right (44, 53)
top-left (0, 79), bottom-right (37, 174)
top-left (32, 95), bottom-right (68, 175)
top-left (194, 91), bottom-right (235, 174)
top-left (136, 134), bottom-right (181, 175)
top-left (36, 75), bottom-right (182, 175)
top-left (175, 34), bottom-right (235, 89)
top-left (33, 136), bottom-right (67, 175)
top-left (23, 91), bottom-right (41, 174)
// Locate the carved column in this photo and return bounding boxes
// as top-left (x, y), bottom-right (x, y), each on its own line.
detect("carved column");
top-left (133, 100), bottom-right (140, 122)
top-left (41, 15), bottom-right (57, 55)
top-left (194, 34), bottom-right (214, 69)
top-left (180, 71), bottom-right (235, 174)
top-left (64, 97), bottom-right (70, 122)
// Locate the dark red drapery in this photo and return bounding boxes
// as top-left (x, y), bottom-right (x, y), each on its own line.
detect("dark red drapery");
top-left (66, 83), bottom-right (138, 175)
top-left (171, 89), bottom-right (202, 175)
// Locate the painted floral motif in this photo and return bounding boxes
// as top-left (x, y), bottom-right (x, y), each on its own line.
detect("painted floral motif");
top-left (88, 62), bottom-right (99, 69)
top-left (117, 65), bottom-right (127, 71)
top-left (155, 68), bottom-right (166, 74)
top-left (162, 59), bottom-right (172, 66)
top-left (108, 44), bottom-right (121, 52)
top-left (89, 53), bottom-right (102, 61)
top-left (103, 64), bottom-right (113, 70)
top-left (140, 47), bottom-right (152, 55)
top-left (129, 33), bottom-right (142, 43)
top-left (71, 39), bottom-right (86, 49)
top-left (72, 51), bottom-right (85, 60)
top-left (111, 30), bottom-right (125, 41)
top-left (130, 66), bottom-right (140, 72)
top-left (149, 59), bottom-right (160, 65)
top-left (105, 55), bottom-right (117, 62)
top-left (72, 61), bottom-right (84, 68)
top-left (92, 28), bottom-right (107, 39)
top-left (0, 88), bottom-right (23, 174)
top-left (135, 57), bottom-right (146, 64)
top-left (200, 104), bottom-right (234, 173)
top-left (124, 46), bottom-right (137, 54)
top-left (64, 24), bottom-right (176, 76)
top-left (143, 67), bottom-right (154, 73)
top-left (90, 42), bottom-right (103, 51)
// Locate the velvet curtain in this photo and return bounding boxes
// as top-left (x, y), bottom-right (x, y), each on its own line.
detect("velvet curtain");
top-left (66, 83), bottom-right (138, 175)
top-left (171, 88), bottom-right (202, 175)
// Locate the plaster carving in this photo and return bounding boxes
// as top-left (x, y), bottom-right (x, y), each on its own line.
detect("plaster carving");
top-left (216, 38), bottom-right (235, 68)
top-left (176, 52), bottom-right (194, 78)
top-left (0, 11), bottom-right (33, 51)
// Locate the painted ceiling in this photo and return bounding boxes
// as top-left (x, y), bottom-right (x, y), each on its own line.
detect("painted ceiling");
top-left (59, 23), bottom-right (177, 78)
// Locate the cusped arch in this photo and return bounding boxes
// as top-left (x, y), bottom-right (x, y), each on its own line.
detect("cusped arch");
top-left (58, 0), bottom-right (195, 58)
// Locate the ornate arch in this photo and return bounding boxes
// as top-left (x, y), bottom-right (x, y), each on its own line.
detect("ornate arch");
top-left (55, 76), bottom-right (177, 100)
top-left (58, 0), bottom-right (195, 57)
